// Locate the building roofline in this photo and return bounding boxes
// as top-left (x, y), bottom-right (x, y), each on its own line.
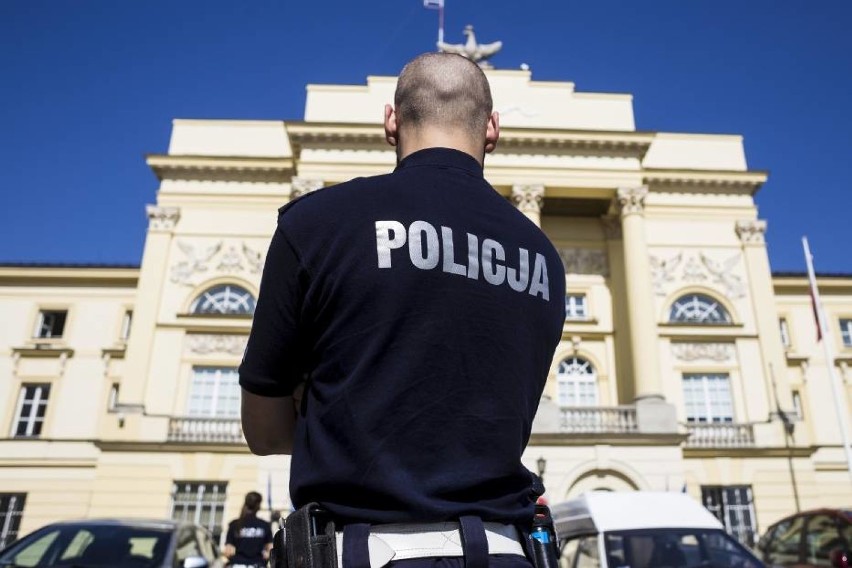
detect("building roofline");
top-left (0, 261), bottom-right (140, 269)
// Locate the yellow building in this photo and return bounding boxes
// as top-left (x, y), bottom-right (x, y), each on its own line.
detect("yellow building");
top-left (2, 68), bottom-right (851, 550)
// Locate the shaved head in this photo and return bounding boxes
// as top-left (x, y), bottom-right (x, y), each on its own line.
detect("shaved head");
top-left (394, 53), bottom-right (494, 141)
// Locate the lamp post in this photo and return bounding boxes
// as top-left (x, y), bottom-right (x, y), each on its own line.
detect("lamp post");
top-left (536, 456), bottom-right (547, 483)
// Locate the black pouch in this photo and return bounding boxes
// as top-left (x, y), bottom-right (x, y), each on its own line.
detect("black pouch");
top-left (285, 503), bottom-right (338, 568)
top-left (271, 526), bottom-right (288, 568)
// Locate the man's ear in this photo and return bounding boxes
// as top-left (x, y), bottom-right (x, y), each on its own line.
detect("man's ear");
top-left (384, 104), bottom-right (398, 147)
top-left (484, 111), bottom-right (500, 154)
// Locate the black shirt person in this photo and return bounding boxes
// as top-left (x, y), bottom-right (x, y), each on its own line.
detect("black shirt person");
top-left (240, 52), bottom-right (565, 567)
top-left (223, 491), bottom-right (273, 567)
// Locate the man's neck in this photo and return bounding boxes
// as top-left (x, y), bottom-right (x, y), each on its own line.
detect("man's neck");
top-left (398, 128), bottom-right (484, 166)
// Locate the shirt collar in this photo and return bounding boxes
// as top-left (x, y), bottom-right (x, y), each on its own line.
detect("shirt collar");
top-left (394, 147), bottom-right (484, 177)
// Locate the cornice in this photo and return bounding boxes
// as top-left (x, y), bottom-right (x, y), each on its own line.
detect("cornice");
top-left (146, 154), bottom-right (295, 182)
top-left (684, 446), bottom-right (815, 459)
top-left (0, 266), bottom-right (139, 287)
top-left (773, 276), bottom-right (852, 293)
top-left (529, 432), bottom-right (688, 446)
top-left (643, 169), bottom-right (768, 195)
top-left (95, 440), bottom-right (251, 454)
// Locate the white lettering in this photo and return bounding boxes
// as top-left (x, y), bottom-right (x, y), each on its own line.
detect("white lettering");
top-left (466, 233), bottom-right (479, 280)
top-left (409, 220), bottom-right (440, 270)
top-left (482, 239), bottom-right (506, 286)
top-left (441, 226), bottom-right (466, 276)
top-left (528, 253), bottom-right (550, 300)
top-left (507, 248), bottom-right (530, 292)
top-left (375, 220), bottom-right (406, 268)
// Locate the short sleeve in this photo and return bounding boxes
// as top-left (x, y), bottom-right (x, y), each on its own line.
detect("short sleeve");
top-left (239, 224), bottom-right (310, 397)
top-left (225, 520), bottom-right (237, 545)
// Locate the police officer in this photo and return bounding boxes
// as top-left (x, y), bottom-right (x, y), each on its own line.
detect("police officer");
top-left (223, 491), bottom-right (273, 567)
top-left (239, 52), bottom-right (565, 568)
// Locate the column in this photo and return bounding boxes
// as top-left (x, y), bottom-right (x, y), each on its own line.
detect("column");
top-left (512, 184), bottom-right (545, 226)
top-left (615, 186), bottom-right (663, 401)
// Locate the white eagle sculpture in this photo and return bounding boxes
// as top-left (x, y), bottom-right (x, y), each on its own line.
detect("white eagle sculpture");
top-left (437, 25), bottom-right (502, 67)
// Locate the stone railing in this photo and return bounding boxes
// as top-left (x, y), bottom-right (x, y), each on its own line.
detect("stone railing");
top-left (168, 417), bottom-right (243, 444)
top-left (560, 406), bottom-right (638, 434)
top-left (684, 422), bottom-right (755, 448)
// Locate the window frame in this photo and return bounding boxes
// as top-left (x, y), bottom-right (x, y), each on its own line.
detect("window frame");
top-left (189, 284), bottom-right (256, 316)
top-left (682, 373), bottom-right (734, 423)
top-left (839, 318), bottom-right (852, 348)
top-left (10, 384), bottom-right (51, 438)
top-left (668, 293), bottom-right (733, 325)
top-left (33, 309), bottom-right (68, 339)
top-left (779, 317), bottom-right (792, 350)
top-left (0, 493), bottom-right (26, 550)
top-left (556, 357), bottom-right (598, 407)
top-left (187, 367), bottom-right (240, 419)
top-left (700, 485), bottom-right (758, 548)
top-left (564, 293), bottom-right (589, 321)
top-left (170, 481), bottom-right (227, 544)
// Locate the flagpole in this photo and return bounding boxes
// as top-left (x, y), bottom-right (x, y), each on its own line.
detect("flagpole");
top-left (803, 236), bottom-right (852, 483)
top-left (438, 3), bottom-right (444, 45)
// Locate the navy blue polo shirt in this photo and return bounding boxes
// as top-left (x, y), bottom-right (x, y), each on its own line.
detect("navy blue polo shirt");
top-left (240, 147), bottom-right (565, 526)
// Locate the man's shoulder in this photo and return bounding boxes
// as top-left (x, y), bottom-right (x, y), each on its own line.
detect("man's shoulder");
top-left (278, 173), bottom-right (392, 218)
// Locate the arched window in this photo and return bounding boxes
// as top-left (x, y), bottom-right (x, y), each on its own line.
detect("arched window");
top-left (668, 293), bottom-right (732, 324)
top-left (557, 357), bottom-right (598, 407)
top-left (190, 284), bottom-right (256, 315)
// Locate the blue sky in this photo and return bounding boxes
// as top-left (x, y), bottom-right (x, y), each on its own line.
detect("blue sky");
top-left (1, 0), bottom-right (850, 272)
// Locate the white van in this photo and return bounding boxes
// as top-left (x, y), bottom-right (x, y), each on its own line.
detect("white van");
top-left (551, 491), bottom-right (765, 568)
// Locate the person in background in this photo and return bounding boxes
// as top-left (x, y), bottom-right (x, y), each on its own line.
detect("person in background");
top-left (223, 491), bottom-right (273, 568)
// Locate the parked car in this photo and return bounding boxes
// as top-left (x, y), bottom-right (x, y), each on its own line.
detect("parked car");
top-left (755, 508), bottom-right (851, 568)
top-left (0, 518), bottom-right (223, 567)
top-left (551, 491), bottom-right (765, 568)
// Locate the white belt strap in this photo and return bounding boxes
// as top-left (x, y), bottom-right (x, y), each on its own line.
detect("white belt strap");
top-left (335, 522), bottom-right (526, 568)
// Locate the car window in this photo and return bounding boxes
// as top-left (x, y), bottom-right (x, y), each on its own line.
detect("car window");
top-left (765, 515), bottom-right (804, 565)
top-left (841, 517), bottom-right (852, 548)
top-left (175, 526), bottom-right (201, 562)
top-left (6, 529), bottom-right (60, 567)
top-left (604, 529), bottom-right (762, 568)
top-left (806, 514), bottom-right (842, 567)
top-left (59, 530), bottom-right (94, 560)
top-left (561, 535), bottom-right (600, 568)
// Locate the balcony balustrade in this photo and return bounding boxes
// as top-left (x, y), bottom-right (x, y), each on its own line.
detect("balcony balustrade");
top-left (559, 406), bottom-right (638, 434)
top-left (168, 416), bottom-right (243, 444)
top-left (684, 422), bottom-right (755, 448)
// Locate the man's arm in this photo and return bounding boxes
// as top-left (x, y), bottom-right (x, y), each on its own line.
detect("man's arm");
top-left (241, 389), bottom-right (296, 455)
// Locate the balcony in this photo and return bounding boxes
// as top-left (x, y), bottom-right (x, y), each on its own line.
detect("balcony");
top-left (168, 416), bottom-right (243, 444)
top-left (560, 406), bottom-right (638, 434)
top-left (684, 422), bottom-right (755, 448)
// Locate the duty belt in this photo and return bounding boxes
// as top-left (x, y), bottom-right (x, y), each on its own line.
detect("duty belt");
top-left (335, 521), bottom-right (526, 568)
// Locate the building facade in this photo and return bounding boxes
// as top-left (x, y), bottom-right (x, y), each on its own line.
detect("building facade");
top-left (2, 68), bottom-right (851, 550)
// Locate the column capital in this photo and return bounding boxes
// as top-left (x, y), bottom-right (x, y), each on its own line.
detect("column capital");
top-left (600, 216), bottom-right (623, 240)
top-left (146, 205), bottom-right (180, 231)
top-left (511, 184), bottom-right (545, 215)
top-left (290, 177), bottom-right (324, 200)
top-left (735, 219), bottom-right (768, 245)
top-left (615, 186), bottom-right (648, 218)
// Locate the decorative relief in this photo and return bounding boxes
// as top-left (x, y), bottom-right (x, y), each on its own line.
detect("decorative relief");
top-left (650, 253), bottom-right (682, 294)
top-left (649, 250), bottom-right (746, 299)
top-left (146, 205), bottom-right (181, 231)
top-left (290, 177), bottom-right (324, 200)
top-left (558, 248), bottom-right (609, 276)
top-left (672, 342), bottom-right (735, 362)
top-left (511, 184), bottom-right (545, 214)
top-left (187, 334), bottom-right (248, 355)
top-left (735, 220), bottom-right (768, 244)
top-left (615, 186), bottom-right (648, 217)
top-left (170, 240), bottom-right (265, 286)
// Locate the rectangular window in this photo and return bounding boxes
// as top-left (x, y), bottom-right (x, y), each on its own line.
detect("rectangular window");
top-left (170, 481), bottom-right (226, 542)
top-left (120, 310), bottom-right (133, 341)
top-left (792, 390), bottom-right (804, 420)
top-left (33, 310), bottom-right (67, 339)
top-left (701, 485), bottom-right (757, 547)
top-left (840, 318), bottom-right (852, 347)
top-left (682, 373), bottom-right (734, 423)
top-left (188, 367), bottom-right (240, 418)
top-left (565, 294), bottom-right (588, 320)
top-left (778, 318), bottom-right (791, 349)
top-left (11, 384), bottom-right (50, 437)
top-left (0, 493), bottom-right (26, 549)
top-left (108, 383), bottom-right (120, 411)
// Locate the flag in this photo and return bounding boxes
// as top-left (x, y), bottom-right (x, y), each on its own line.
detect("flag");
top-left (803, 237), bottom-right (824, 342)
top-left (423, 0), bottom-right (443, 9)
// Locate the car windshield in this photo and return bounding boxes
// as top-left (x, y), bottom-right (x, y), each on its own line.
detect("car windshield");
top-left (0, 523), bottom-right (171, 567)
top-left (603, 528), bottom-right (763, 568)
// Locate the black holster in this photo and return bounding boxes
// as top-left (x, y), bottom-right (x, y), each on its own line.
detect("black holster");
top-left (271, 503), bottom-right (337, 568)
top-left (528, 504), bottom-right (560, 568)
